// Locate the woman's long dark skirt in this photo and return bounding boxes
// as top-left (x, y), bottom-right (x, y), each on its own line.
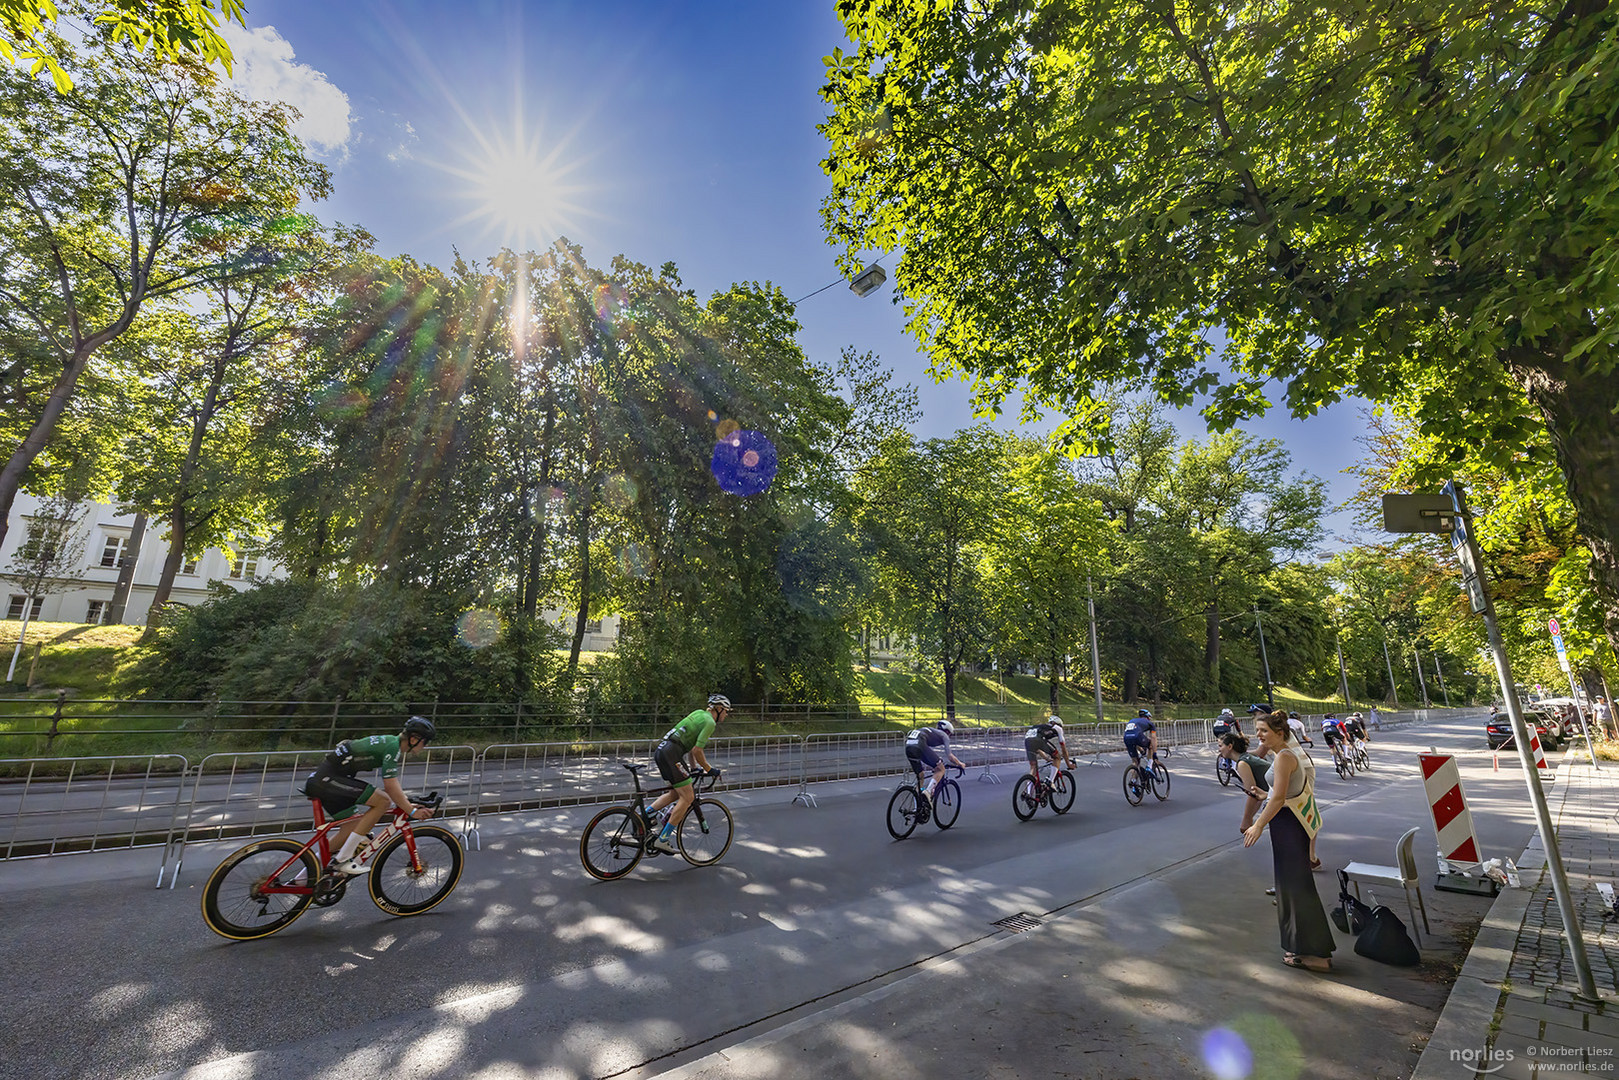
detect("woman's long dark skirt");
top-left (1271, 807), bottom-right (1336, 958)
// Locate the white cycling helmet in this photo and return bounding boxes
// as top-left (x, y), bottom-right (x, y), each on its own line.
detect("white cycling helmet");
top-left (1220, 708), bottom-right (1234, 718)
top-left (937, 719), bottom-right (954, 735)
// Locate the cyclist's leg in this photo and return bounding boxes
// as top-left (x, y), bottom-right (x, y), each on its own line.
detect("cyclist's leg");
top-left (666, 781), bottom-right (696, 826)
top-left (650, 740), bottom-right (687, 816)
top-left (1024, 737), bottom-right (1042, 780)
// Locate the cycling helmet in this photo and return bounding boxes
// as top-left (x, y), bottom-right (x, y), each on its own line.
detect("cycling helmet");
top-left (402, 715), bottom-right (436, 743)
top-left (1137, 709), bottom-right (1152, 718)
top-left (707, 694), bottom-right (732, 710)
top-left (1220, 708), bottom-right (1234, 718)
top-left (937, 719), bottom-right (954, 734)
top-left (1246, 703), bottom-right (1268, 714)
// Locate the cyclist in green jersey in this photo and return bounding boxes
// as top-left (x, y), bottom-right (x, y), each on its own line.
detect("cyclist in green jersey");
top-left (303, 715), bottom-right (437, 875)
top-left (644, 694), bottom-right (729, 854)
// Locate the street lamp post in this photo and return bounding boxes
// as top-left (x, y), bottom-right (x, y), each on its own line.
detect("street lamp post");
top-left (1254, 604), bottom-right (1274, 706)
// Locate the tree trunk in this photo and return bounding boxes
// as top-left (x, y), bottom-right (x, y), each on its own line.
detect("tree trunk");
top-left (566, 495), bottom-right (594, 676)
top-left (942, 656), bottom-right (957, 719)
top-left (0, 347), bottom-right (96, 552)
top-left (522, 403), bottom-right (557, 619)
top-left (1506, 347), bottom-right (1619, 661)
top-left (1123, 665), bottom-right (1139, 703)
top-left (1047, 645), bottom-right (1061, 713)
top-left (106, 513), bottom-right (148, 625)
top-left (1204, 599), bottom-right (1220, 694)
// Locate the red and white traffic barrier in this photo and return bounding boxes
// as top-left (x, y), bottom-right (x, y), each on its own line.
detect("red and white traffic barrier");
top-left (1421, 753), bottom-right (1482, 867)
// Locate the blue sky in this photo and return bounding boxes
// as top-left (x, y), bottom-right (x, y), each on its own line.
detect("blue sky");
top-left (227, 0), bottom-right (1369, 545)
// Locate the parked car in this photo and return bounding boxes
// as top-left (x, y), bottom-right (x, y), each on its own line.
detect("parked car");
top-left (1487, 709), bottom-right (1560, 751)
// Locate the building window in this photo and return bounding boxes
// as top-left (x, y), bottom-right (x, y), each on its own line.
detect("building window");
top-left (180, 556), bottom-right (199, 575)
top-left (20, 520), bottom-right (58, 563)
top-left (229, 545), bottom-right (262, 579)
top-left (85, 600), bottom-right (107, 624)
top-left (583, 618), bottom-right (603, 635)
top-left (99, 534), bottom-right (129, 568)
top-left (7, 595), bottom-right (44, 621)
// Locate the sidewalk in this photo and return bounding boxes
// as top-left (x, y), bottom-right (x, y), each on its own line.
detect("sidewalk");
top-left (1416, 756), bottom-right (1619, 1079)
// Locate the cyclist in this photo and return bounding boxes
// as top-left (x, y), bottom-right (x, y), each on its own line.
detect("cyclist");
top-left (1286, 710), bottom-right (1313, 747)
top-left (1023, 714), bottom-right (1073, 787)
top-left (303, 715), bottom-right (437, 875)
top-left (1345, 711), bottom-right (1369, 744)
top-left (645, 694), bottom-right (730, 854)
top-left (906, 719), bottom-right (965, 804)
top-left (1213, 708), bottom-right (1242, 739)
top-left (1123, 708), bottom-right (1158, 770)
top-left (1321, 712), bottom-right (1351, 767)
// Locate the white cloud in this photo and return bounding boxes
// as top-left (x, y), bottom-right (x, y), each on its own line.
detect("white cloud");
top-left (221, 23), bottom-right (352, 155)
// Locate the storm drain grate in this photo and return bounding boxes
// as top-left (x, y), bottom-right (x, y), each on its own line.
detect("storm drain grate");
top-left (993, 912), bottom-right (1044, 933)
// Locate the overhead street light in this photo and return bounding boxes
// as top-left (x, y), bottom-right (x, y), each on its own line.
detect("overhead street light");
top-left (849, 264), bottom-right (887, 297)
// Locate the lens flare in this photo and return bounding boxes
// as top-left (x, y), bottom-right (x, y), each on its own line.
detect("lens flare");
top-left (715, 418), bottom-right (741, 440)
top-left (710, 429), bottom-right (778, 496)
top-left (707, 410), bottom-right (717, 422)
top-left (456, 609), bottom-right (503, 649)
top-left (619, 543), bottom-right (650, 580)
top-left (1201, 1028), bottom-right (1252, 1080)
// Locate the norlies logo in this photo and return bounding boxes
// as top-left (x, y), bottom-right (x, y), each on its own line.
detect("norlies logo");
top-left (1450, 1047), bottom-right (1514, 1074)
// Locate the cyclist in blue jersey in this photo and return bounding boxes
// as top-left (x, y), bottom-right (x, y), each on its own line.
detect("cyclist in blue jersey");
top-left (644, 694), bottom-right (730, 854)
top-left (1123, 709), bottom-right (1158, 768)
top-left (906, 720), bottom-right (965, 804)
top-left (303, 715), bottom-right (437, 875)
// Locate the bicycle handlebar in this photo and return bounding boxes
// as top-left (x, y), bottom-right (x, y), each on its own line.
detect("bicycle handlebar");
top-left (409, 791), bottom-right (443, 810)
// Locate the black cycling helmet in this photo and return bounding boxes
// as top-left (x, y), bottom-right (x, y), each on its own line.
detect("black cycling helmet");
top-left (1246, 703), bottom-right (1269, 714)
top-left (402, 715), bottom-right (436, 744)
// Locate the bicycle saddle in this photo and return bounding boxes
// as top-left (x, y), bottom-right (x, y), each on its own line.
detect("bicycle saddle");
top-left (621, 762), bottom-right (650, 773)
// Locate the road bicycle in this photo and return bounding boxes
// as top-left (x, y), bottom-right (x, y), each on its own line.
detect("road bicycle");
top-left (1123, 751), bottom-right (1170, 805)
top-left (579, 763), bottom-right (734, 880)
top-left (1351, 737), bottom-right (1371, 771)
top-left (201, 791), bottom-right (463, 940)
top-left (887, 765), bottom-right (962, 839)
top-left (1329, 739), bottom-right (1356, 779)
top-left (1216, 753), bottom-right (1240, 788)
top-left (1013, 759), bottom-right (1075, 820)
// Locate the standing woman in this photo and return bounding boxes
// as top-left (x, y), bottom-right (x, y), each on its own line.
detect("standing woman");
top-left (1243, 711), bottom-right (1336, 972)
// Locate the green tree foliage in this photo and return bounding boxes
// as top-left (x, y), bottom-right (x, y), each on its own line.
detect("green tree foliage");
top-left (820, 0), bottom-right (1619, 659)
top-left (850, 426), bottom-right (1005, 716)
top-left (0, 1), bottom-right (244, 92)
top-left (0, 27), bottom-right (330, 553)
top-left (979, 437), bottom-right (1112, 711)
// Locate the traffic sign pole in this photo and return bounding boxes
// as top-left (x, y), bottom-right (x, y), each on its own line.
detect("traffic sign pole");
top-left (1439, 482), bottom-right (1597, 999)
top-left (1551, 623), bottom-right (1601, 768)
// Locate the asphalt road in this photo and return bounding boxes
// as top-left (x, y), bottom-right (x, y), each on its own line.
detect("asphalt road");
top-left (2, 709), bottom-right (1545, 1080)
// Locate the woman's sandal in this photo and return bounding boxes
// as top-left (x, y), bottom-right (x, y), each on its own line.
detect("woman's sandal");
top-left (1310, 857), bottom-right (1323, 871)
top-left (1283, 954), bottom-right (1333, 972)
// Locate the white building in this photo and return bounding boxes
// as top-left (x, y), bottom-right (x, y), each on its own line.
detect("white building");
top-left (1, 493), bottom-right (284, 626)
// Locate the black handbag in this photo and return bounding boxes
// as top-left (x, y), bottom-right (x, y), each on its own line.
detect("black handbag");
top-left (1354, 903), bottom-right (1422, 966)
top-left (1331, 871), bottom-right (1371, 935)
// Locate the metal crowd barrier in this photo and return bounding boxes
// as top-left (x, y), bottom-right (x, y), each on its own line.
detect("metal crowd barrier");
top-left (0, 708), bottom-right (1482, 886)
top-left (0, 754), bottom-right (191, 887)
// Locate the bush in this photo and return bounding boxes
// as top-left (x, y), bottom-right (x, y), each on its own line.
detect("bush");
top-left (138, 580), bottom-right (564, 703)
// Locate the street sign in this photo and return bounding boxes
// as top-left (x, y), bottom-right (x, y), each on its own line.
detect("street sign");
top-left (1549, 618), bottom-right (1561, 636)
top-left (1553, 633), bottom-right (1566, 654)
top-left (1558, 650), bottom-right (1573, 674)
top-left (1382, 493), bottom-right (1459, 533)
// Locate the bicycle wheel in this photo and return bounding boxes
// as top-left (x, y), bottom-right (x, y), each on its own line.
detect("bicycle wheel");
top-left (1355, 747), bottom-right (1370, 770)
top-left (887, 785), bottom-right (921, 840)
top-left (678, 798), bottom-right (735, 865)
top-left (370, 825), bottom-right (464, 916)
top-left (1123, 766), bottom-right (1146, 805)
top-left (1334, 753), bottom-right (1350, 780)
top-left (1012, 775), bottom-right (1040, 821)
top-left (1215, 759), bottom-right (1232, 787)
top-left (933, 778), bottom-right (961, 829)
top-left (1152, 763), bottom-right (1171, 800)
top-left (581, 807), bottom-right (646, 880)
top-left (201, 838), bottom-right (319, 941)
top-left (1051, 770), bottom-right (1076, 814)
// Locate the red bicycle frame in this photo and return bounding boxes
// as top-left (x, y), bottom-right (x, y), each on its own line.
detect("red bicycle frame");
top-left (253, 801), bottom-right (427, 897)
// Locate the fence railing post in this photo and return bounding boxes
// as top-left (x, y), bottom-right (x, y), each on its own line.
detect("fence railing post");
top-left (325, 696), bottom-right (343, 747)
top-left (45, 689), bottom-right (66, 749)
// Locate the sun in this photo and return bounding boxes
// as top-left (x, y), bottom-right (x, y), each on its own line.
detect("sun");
top-left (442, 117), bottom-right (588, 252)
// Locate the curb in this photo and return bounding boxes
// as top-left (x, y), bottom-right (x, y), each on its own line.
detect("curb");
top-left (1409, 752), bottom-right (1572, 1080)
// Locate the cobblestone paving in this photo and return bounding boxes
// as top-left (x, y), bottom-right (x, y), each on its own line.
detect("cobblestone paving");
top-left (1481, 762), bottom-right (1619, 1077)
